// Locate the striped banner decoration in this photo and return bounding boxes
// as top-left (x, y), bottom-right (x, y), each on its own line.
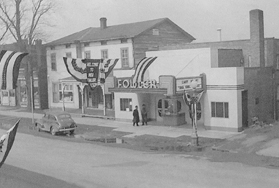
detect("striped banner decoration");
top-left (63, 57), bottom-right (87, 83)
top-left (132, 57), bottom-right (157, 84)
top-left (0, 119), bottom-right (20, 168)
top-left (0, 50), bottom-right (28, 90)
top-left (99, 58), bottom-right (119, 83)
top-left (63, 57), bottom-right (119, 85)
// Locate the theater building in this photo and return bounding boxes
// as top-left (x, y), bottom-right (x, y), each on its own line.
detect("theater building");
top-left (109, 9), bottom-right (279, 132)
top-left (110, 48), bottom-right (244, 132)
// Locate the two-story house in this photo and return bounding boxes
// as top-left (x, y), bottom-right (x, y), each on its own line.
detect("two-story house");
top-left (45, 17), bottom-right (195, 115)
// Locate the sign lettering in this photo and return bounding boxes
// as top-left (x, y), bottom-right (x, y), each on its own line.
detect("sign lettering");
top-left (117, 78), bottom-right (159, 89)
top-left (176, 77), bottom-right (203, 92)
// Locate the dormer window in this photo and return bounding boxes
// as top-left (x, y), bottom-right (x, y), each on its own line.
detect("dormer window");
top-left (65, 44), bottom-right (71, 48)
top-left (121, 38), bottom-right (128, 43)
top-left (101, 41), bottom-right (107, 45)
top-left (153, 29), bottom-right (159, 35)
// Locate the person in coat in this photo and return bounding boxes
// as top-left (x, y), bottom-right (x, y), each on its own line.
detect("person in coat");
top-left (133, 106), bottom-right (140, 126)
top-left (141, 104), bottom-right (148, 125)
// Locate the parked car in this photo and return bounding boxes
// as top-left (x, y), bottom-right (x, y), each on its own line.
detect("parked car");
top-left (35, 111), bottom-right (77, 135)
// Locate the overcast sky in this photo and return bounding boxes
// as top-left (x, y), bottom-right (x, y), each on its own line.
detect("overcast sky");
top-left (47, 0), bottom-right (279, 43)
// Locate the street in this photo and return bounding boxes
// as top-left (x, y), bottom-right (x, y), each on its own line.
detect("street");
top-left (0, 164), bottom-right (82, 188)
top-left (1, 127), bottom-right (279, 188)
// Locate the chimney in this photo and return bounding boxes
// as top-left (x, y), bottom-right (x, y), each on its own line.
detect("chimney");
top-left (250, 9), bottom-right (265, 67)
top-left (100, 17), bottom-right (107, 29)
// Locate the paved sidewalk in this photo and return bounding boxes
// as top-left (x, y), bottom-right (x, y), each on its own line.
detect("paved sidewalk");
top-left (0, 108), bottom-right (240, 140)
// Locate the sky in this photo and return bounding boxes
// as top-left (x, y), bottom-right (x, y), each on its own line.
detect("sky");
top-left (46, 0), bottom-right (279, 43)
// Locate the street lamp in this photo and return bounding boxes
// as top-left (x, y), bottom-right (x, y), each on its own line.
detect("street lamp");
top-left (78, 83), bottom-right (85, 114)
top-left (189, 80), bottom-right (199, 146)
top-left (62, 83), bottom-right (66, 111)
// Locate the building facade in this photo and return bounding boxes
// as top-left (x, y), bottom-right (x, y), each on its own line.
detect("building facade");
top-left (46, 17), bottom-right (195, 114)
top-left (0, 41), bottom-right (48, 110)
top-left (46, 9), bottom-right (279, 132)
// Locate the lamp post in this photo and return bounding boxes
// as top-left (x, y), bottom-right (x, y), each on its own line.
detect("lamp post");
top-left (62, 83), bottom-right (66, 111)
top-left (189, 80), bottom-right (199, 146)
top-left (78, 83), bottom-right (85, 114)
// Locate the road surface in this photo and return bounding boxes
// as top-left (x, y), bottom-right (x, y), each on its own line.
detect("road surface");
top-left (1, 129), bottom-right (279, 188)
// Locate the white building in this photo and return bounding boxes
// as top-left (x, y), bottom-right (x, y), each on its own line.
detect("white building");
top-left (45, 17), bottom-right (194, 114)
top-left (110, 48), bottom-right (244, 132)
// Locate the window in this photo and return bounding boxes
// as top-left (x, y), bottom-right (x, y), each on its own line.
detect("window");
top-left (247, 55), bottom-right (251, 67)
top-left (59, 83), bottom-right (74, 102)
top-left (52, 82), bottom-right (59, 103)
top-left (121, 38), bottom-right (127, 43)
top-left (120, 98), bottom-right (132, 111)
top-left (121, 48), bottom-right (129, 68)
top-left (84, 42), bottom-right (90, 47)
top-left (276, 55), bottom-right (279, 69)
top-left (85, 51), bottom-right (91, 59)
top-left (51, 53), bottom-right (57, 71)
top-left (158, 98), bottom-right (182, 116)
top-left (65, 44), bottom-right (71, 48)
top-left (101, 49), bottom-right (108, 59)
top-left (66, 52), bottom-right (72, 58)
top-left (153, 29), bottom-right (159, 35)
top-left (101, 41), bottom-right (107, 45)
top-left (211, 102), bottom-right (229, 118)
top-left (50, 46), bottom-right (55, 50)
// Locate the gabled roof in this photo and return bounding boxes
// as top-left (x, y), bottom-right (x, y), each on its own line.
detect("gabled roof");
top-left (46, 18), bottom-right (195, 46)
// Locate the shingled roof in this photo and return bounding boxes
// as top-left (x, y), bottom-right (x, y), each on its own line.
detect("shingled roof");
top-left (47, 18), bottom-right (195, 46)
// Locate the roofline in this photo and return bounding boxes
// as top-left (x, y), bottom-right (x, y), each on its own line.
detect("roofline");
top-left (133, 18), bottom-right (195, 41)
top-left (45, 36), bottom-right (133, 47)
top-left (45, 18), bottom-right (196, 47)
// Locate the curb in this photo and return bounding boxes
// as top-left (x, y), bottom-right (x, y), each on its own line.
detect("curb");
top-left (211, 146), bottom-right (238, 153)
top-left (81, 114), bottom-right (115, 120)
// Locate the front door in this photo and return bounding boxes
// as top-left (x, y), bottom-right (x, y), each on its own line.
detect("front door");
top-left (156, 97), bottom-right (164, 122)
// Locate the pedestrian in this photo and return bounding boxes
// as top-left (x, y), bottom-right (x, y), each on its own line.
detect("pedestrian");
top-left (141, 104), bottom-right (148, 125)
top-left (133, 106), bottom-right (140, 126)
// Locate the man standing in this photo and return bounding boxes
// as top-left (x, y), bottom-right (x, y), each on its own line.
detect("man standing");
top-left (133, 106), bottom-right (140, 126)
top-left (141, 104), bottom-right (148, 125)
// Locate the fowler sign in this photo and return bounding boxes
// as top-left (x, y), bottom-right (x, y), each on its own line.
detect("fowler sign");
top-left (117, 78), bottom-right (158, 89)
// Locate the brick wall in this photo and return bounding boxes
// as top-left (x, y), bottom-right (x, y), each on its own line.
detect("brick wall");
top-left (244, 67), bottom-right (275, 124)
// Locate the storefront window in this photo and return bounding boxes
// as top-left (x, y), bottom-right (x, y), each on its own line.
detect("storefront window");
top-left (164, 99), bottom-right (182, 115)
top-left (120, 98), bottom-right (132, 111)
top-left (87, 86), bottom-right (103, 108)
top-left (157, 98), bottom-right (182, 116)
top-left (59, 83), bottom-right (73, 102)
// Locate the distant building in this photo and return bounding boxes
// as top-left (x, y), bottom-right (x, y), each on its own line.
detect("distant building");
top-left (0, 41), bottom-right (48, 110)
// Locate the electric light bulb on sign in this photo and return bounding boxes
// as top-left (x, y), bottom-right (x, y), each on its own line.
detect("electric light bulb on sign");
top-left (190, 80), bottom-right (198, 89)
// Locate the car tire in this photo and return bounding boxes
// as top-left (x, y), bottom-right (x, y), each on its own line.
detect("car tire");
top-left (35, 123), bottom-right (41, 132)
top-left (70, 130), bottom-right (75, 135)
top-left (50, 127), bottom-right (56, 136)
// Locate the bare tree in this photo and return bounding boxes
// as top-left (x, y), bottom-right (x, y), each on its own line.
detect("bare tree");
top-left (0, 0), bottom-right (54, 110)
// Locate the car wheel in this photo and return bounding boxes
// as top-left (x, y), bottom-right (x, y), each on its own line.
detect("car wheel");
top-left (70, 130), bottom-right (75, 135)
top-left (50, 127), bottom-right (56, 136)
top-left (35, 123), bottom-right (41, 132)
